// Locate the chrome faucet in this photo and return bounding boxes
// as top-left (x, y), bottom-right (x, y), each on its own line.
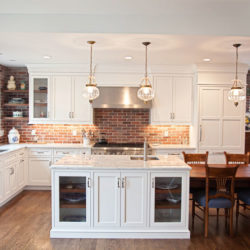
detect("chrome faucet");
top-left (144, 137), bottom-right (148, 161)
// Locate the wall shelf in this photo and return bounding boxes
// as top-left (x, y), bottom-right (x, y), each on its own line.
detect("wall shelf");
top-left (3, 89), bottom-right (28, 93)
top-left (3, 117), bottom-right (29, 121)
top-left (34, 90), bottom-right (47, 93)
top-left (4, 103), bottom-right (29, 107)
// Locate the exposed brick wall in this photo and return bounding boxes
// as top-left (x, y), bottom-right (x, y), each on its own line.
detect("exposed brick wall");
top-left (247, 70), bottom-right (250, 112)
top-left (0, 66), bottom-right (190, 145)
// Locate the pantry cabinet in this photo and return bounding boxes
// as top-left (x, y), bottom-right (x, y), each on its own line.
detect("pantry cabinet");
top-left (151, 76), bottom-right (193, 124)
top-left (198, 86), bottom-right (245, 152)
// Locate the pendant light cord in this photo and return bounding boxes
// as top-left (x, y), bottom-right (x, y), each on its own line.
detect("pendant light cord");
top-left (235, 45), bottom-right (238, 80)
top-left (145, 44), bottom-right (148, 78)
top-left (90, 43), bottom-right (93, 77)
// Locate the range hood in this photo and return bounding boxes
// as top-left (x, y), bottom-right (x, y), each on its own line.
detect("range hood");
top-left (92, 87), bottom-right (152, 109)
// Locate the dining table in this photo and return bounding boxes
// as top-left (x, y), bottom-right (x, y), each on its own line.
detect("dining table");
top-left (190, 164), bottom-right (250, 189)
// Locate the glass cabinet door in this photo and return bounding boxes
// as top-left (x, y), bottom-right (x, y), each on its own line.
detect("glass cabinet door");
top-left (33, 78), bottom-right (49, 119)
top-left (152, 175), bottom-right (182, 224)
top-left (54, 172), bottom-right (91, 228)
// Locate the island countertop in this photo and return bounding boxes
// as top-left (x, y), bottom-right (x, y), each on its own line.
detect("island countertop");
top-left (51, 154), bottom-right (191, 170)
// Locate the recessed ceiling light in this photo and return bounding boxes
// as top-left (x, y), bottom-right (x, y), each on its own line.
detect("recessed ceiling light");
top-left (124, 56), bottom-right (133, 60)
top-left (203, 58), bottom-right (211, 62)
top-left (9, 59), bottom-right (16, 62)
top-left (0, 53), bottom-right (3, 55)
top-left (43, 55), bottom-right (51, 59)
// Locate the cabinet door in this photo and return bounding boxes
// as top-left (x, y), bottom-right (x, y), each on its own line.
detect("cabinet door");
top-left (28, 157), bottom-right (51, 186)
top-left (172, 77), bottom-right (192, 123)
top-left (0, 167), bottom-right (5, 203)
top-left (4, 163), bottom-right (16, 198)
top-left (72, 76), bottom-right (93, 123)
top-left (150, 172), bottom-right (189, 230)
top-left (121, 172), bottom-right (147, 228)
top-left (53, 76), bottom-right (72, 121)
top-left (54, 171), bottom-right (91, 228)
top-left (17, 158), bottom-right (25, 189)
top-left (151, 76), bottom-right (173, 124)
top-left (94, 172), bottom-right (120, 227)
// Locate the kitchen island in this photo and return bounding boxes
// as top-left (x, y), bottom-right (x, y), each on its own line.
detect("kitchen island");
top-left (50, 154), bottom-right (191, 239)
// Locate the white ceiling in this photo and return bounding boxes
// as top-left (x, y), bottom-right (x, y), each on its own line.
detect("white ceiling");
top-left (0, 0), bottom-right (250, 36)
top-left (0, 33), bottom-right (250, 67)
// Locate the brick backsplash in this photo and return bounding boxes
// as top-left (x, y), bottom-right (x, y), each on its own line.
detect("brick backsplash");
top-left (0, 66), bottom-right (190, 144)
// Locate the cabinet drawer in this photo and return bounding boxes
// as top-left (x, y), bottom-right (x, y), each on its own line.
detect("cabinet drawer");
top-left (18, 149), bottom-right (25, 158)
top-left (29, 148), bottom-right (52, 157)
top-left (5, 153), bottom-right (17, 164)
top-left (53, 148), bottom-right (80, 157)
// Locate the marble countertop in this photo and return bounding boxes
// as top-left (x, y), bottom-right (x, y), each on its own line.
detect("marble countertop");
top-left (51, 154), bottom-right (191, 170)
top-left (150, 144), bottom-right (196, 149)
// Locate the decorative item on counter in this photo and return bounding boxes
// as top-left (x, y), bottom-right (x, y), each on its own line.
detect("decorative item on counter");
top-left (12, 111), bottom-right (23, 117)
top-left (245, 113), bottom-right (250, 131)
top-left (7, 76), bottom-right (16, 90)
top-left (20, 81), bottom-right (26, 90)
top-left (82, 129), bottom-right (90, 146)
top-left (8, 127), bottom-right (20, 144)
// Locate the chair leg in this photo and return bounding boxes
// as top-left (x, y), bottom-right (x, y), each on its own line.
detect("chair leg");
top-left (204, 206), bottom-right (209, 238)
top-left (236, 197), bottom-right (239, 225)
top-left (229, 207), bottom-right (234, 237)
top-left (225, 208), bottom-right (228, 228)
top-left (216, 208), bottom-right (219, 225)
top-left (192, 198), bottom-right (195, 229)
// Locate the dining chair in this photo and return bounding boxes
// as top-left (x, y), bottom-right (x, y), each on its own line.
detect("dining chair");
top-left (224, 152), bottom-right (250, 166)
top-left (236, 189), bottom-right (250, 223)
top-left (182, 152), bottom-right (209, 165)
top-left (192, 164), bottom-right (239, 237)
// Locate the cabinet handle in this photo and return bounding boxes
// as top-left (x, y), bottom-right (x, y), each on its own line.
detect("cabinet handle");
top-left (117, 178), bottom-right (121, 188)
top-left (172, 113), bottom-right (175, 119)
top-left (87, 178), bottom-right (91, 188)
top-left (62, 152), bottom-right (69, 154)
top-left (20, 159), bottom-right (24, 163)
top-left (152, 178), bottom-right (155, 188)
top-left (49, 161), bottom-right (51, 166)
top-left (200, 125), bottom-right (202, 142)
top-left (9, 167), bottom-right (14, 175)
top-left (71, 112), bottom-right (74, 118)
top-left (122, 178), bottom-right (125, 188)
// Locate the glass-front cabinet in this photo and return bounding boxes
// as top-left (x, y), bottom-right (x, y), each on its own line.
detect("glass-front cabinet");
top-left (150, 172), bottom-right (188, 228)
top-left (29, 76), bottom-right (51, 122)
top-left (54, 172), bottom-right (91, 228)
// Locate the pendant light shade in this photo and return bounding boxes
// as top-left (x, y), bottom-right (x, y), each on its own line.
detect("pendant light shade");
top-left (83, 41), bottom-right (100, 103)
top-left (137, 42), bottom-right (154, 103)
top-left (228, 44), bottom-right (245, 107)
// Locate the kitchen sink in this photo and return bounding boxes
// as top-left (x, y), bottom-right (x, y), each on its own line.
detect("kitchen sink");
top-left (130, 156), bottom-right (159, 161)
top-left (0, 149), bottom-right (8, 153)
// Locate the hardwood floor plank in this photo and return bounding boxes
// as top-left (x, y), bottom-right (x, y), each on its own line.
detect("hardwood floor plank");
top-left (0, 190), bottom-right (249, 250)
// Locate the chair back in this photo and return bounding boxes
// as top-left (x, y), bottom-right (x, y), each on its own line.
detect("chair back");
top-left (205, 165), bottom-right (239, 207)
top-left (182, 151), bottom-right (208, 165)
top-left (224, 152), bottom-right (250, 166)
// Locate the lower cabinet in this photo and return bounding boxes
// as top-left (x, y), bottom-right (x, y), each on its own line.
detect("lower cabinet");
top-left (4, 161), bottom-right (17, 198)
top-left (28, 157), bottom-right (52, 186)
top-left (17, 158), bottom-right (26, 189)
top-left (0, 166), bottom-right (5, 204)
top-left (51, 169), bottom-right (190, 238)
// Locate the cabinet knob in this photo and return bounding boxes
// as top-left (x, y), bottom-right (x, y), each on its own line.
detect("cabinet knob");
top-left (117, 178), bottom-right (121, 188)
top-left (122, 178), bottom-right (125, 188)
top-left (87, 178), bottom-right (91, 188)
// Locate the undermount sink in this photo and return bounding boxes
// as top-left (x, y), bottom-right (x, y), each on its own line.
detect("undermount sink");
top-left (0, 149), bottom-right (8, 153)
top-left (130, 156), bottom-right (159, 161)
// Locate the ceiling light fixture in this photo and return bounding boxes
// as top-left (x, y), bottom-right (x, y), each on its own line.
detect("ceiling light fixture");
top-left (9, 59), bottom-right (16, 62)
top-left (82, 41), bottom-right (100, 103)
top-left (137, 42), bottom-right (154, 103)
top-left (43, 55), bottom-right (51, 59)
top-left (124, 56), bottom-right (133, 60)
top-left (203, 58), bottom-right (211, 62)
top-left (228, 43), bottom-right (245, 107)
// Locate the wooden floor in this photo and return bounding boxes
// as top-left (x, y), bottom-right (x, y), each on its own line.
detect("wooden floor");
top-left (0, 191), bottom-right (249, 250)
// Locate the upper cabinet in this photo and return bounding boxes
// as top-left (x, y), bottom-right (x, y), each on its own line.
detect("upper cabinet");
top-left (29, 74), bottom-right (93, 124)
top-left (29, 76), bottom-right (51, 123)
top-left (151, 76), bottom-right (193, 124)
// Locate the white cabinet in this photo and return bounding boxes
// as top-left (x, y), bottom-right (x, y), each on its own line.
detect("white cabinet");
top-left (28, 157), bottom-right (51, 186)
top-left (93, 171), bottom-right (147, 228)
top-left (121, 172), bottom-right (147, 228)
top-left (94, 172), bottom-right (121, 227)
top-left (4, 161), bottom-right (17, 198)
top-left (0, 164), bottom-right (5, 204)
top-left (199, 86), bottom-right (245, 152)
top-left (151, 76), bottom-right (193, 124)
top-left (53, 76), bottom-right (72, 121)
top-left (17, 158), bottom-right (25, 189)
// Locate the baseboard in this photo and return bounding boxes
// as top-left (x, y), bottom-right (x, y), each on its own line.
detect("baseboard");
top-left (24, 185), bottom-right (51, 190)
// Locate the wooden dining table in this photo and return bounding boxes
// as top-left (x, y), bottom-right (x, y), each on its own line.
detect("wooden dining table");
top-left (190, 164), bottom-right (250, 188)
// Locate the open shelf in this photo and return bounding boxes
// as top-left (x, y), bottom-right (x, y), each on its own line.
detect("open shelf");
top-left (60, 202), bottom-right (86, 208)
top-left (3, 89), bottom-right (28, 93)
top-left (4, 103), bottom-right (29, 107)
top-left (34, 103), bottom-right (47, 106)
top-left (155, 200), bottom-right (181, 209)
top-left (3, 117), bottom-right (29, 121)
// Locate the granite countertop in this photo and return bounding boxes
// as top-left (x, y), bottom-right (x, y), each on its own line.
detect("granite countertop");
top-left (149, 144), bottom-right (196, 149)
top-left (51, 154), bottom-right (191, 170)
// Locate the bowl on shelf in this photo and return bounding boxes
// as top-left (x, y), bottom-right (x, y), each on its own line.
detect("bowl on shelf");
top-left (9, 98), bottom-right (25, 104)
top-left (38, 86), bottom-right (47, 91)
top-left (61, 193), bottom-right (86, 203)
top-left (12, 111), bottom-right (23, 117)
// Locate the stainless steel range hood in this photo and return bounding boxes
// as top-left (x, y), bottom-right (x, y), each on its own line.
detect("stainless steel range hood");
top-left (92, 87), bottom-right (151, 109)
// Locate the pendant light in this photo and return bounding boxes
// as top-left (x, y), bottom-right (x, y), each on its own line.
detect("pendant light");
top-left (137, 42), bottom-right (154, 103)
top-left (82, 41), bottom-right (100, 103)
top-left (228, 43), bottom-right (245, 107)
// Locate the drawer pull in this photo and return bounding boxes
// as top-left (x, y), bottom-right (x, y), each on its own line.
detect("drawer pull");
top-left (87, 178), bottom-right (91, 188)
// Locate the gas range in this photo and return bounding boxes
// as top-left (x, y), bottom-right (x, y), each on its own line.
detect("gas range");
top-left (92, 142), bottom-right (152, 155)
